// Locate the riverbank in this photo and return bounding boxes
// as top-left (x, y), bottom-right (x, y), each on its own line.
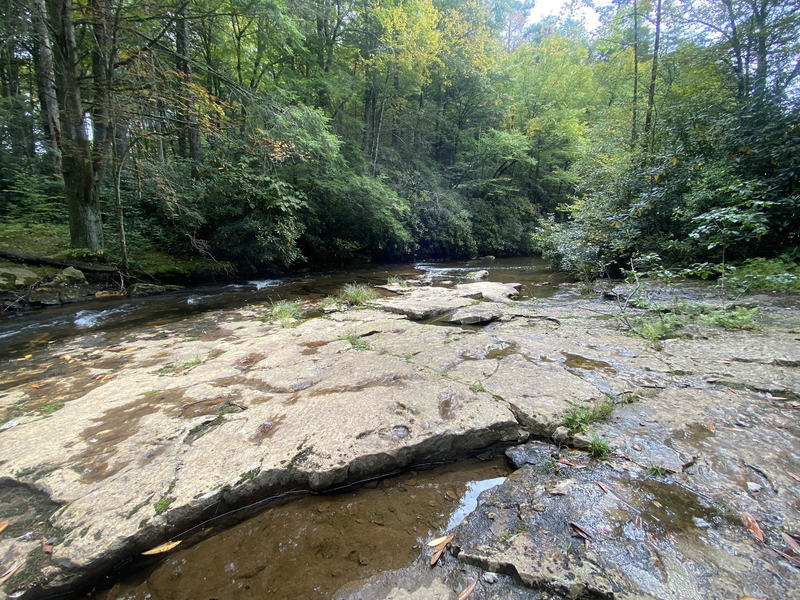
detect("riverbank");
top-left (1, 274), bottom-right (798, 598)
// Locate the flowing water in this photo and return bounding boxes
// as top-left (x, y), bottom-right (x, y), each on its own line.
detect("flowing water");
top-left (0, 257), bottom-right (565, 361)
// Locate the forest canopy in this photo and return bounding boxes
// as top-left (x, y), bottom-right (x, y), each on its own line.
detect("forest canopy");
top-left (0, 0), bottom-right (797, 278)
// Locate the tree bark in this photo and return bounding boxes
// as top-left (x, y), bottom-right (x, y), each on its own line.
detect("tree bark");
top-left (47, 0), bottom-right (104, 251)
top-left (31, 0), bottom-right (62, 172)
top-left (643, 0), bottom-right (662, 153)
top-left (631, 0), bottom-right (638, 146)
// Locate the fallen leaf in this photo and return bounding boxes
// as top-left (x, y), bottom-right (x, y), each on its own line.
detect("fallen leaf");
top-left (41, 536), bottom-right (53, 554)
top-left (773, 548), bottom-right (800, 568)
top-left (141, 540), bottom-right (182, 555)
top-left (635, 515), bottom-right (643, 528)
top-left (456, 578), bottom-right (478, 600)
top-left (647, 532), bottom-right (659, 547)
top-left (595, 481), bottom-right (611, 494)
top-left (741, 512), bottom-right (764, 543)
top-left (787, 471), bottom-right (800, 482)
top-left (0, 561), bottom-right (21, 584)
top-left (17, 354), bottom-right (32, 361)
top-left (427, 535), bottom-right (450, 547)
top-left (781, 532), bottom-right (800, 555)
top-left (429, 535), bottom-right (454, 566)
top-left (705, 377), bottom-right (721, 383)
top-left (653, 500), bottom-right (663, 508)
top-left (0, 520), bottom-right (8, 535)
top-left (707, 422), bottom-right (715, 434)
top-left (557, 459), bottom-right (587, 469)
top-left (371, 520), bottom-right (384, 526)
top-left (569, 522), bottom-right (593, 541)
top-left (632, 444), bottom-right (643, 451)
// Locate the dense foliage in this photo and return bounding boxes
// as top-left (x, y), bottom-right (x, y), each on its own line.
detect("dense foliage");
top-left (0, 0), bottom-right (797, 277)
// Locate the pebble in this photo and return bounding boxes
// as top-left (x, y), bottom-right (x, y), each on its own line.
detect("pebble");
top-left (746, 481), bottom-right (763, 493)
top-left (482, 572), bottom-right (498, 584)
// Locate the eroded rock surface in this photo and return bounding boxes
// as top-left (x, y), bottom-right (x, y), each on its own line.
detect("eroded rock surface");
top-left (0, 281), bottom-right (798, 598)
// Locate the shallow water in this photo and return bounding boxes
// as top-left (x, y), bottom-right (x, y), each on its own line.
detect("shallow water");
top-left (0, 257), bottom-right (563, 361)
top-left (89, 458), bottom-right (510, 600)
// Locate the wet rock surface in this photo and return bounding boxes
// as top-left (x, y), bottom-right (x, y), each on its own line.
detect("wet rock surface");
top-left (0, 277), bottom-right (798, 598)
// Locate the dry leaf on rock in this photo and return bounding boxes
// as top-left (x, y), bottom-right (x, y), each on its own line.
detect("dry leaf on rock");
top-left (569, 522), bottom-right (593, 541)
top-left (429, 535), bottom-right (453, 567)
top-left (741, 512), bottom-right (764, 543)
top-left (0, 562), bottom-right (21, 584)
top-left (41, 536), bottom-right (53, 554)
top-left (708, 422), bottom-right (715, 433)
top-left (781, 532), bottom-right (800, 555)
top-left (142, 540), bottom-right (182, 555)
top-left (427, 535), bottom-right (450, 547)
top-left (0, 519), bottom-right (8, 535)
top-left (456, 578), bottom-right (478, 600)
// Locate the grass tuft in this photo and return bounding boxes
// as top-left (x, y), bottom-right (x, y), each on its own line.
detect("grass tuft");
top-left (338, 283), bottom-right (376, 306)
top-left (269, 299), bottom-right (303, 327)
top-left (563, 400), bottom-right (613, 433)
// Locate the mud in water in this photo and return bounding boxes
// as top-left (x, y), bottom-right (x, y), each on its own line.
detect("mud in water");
top-left (90, 458), bottom-right (510, 600)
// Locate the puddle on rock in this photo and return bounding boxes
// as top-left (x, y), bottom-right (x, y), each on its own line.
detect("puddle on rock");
top-left (561, 352), bottom-right (616, 372)
top-left (91, 458), bottom-right (510, 600)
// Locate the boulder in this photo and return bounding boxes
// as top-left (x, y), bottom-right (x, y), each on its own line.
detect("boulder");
top-left (28, 267), bottom-right (90, 304)
top-left (444, 303), bottom-right (505, 325)
top-left (0, 266), bottom-right (41, 291)
top-left (465, 269), bottom-right (489, 280)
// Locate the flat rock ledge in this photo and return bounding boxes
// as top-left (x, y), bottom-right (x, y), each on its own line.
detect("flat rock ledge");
top-left (1, 282), bottom-right (799, 599)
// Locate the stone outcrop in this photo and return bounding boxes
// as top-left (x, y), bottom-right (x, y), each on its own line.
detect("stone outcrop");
top-left (1, 281), bottom-right (798, 598)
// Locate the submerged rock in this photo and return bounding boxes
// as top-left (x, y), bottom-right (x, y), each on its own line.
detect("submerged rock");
top-left (128, 283), bottom-right (182, 297)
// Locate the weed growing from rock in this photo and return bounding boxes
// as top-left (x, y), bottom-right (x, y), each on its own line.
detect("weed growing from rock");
top-left (338, 283), bottom-right (376, 306)
top-left (588, 433), bottom-right (610, 460)
top-left (269, 299), bottom-right (303, 327)
top-left (343, 332), bottom-right (369, 351)
top-left (563, 400), bottom-right (613, 432)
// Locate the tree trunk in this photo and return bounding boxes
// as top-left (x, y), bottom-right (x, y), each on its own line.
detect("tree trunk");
top-left (47, 0), bottom-right (104, 251)
top-left (631, 0), bottom-right (638, 146)
top-left (176, 2), bottom-right (201, 177)
top-left (643, 0), bottom-right (661, 153)
top-left (31, 0), bottom-right (62, 172)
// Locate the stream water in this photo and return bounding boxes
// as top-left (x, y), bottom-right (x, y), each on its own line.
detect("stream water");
top-left (89, 459), bottom-right (510, 600)
top-left (0, 257), bottom-right (560, 599)
top-left (0, 257), bottom-right (566, 361)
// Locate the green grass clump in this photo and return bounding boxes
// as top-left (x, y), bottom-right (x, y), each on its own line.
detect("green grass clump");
top-left (269, 299), bottom-right (303, 327)
top-left (387, 276), bottom-right (409, 287)
top-left (726, 257), bottom-right (800, 293)
top-left (588, 433), bottom-right (610, 460)
top-left (39, 401), bottom-right (64, 415)
top-left (624, 301), bottom-right (760, 345)
top-left (153, 496), bottom-right (174, 515)
top-left (469, 382), bottom-right (486, 393)
top-left (343, 332), bottom-right (369, 351)
top-left (698, 306), bottom-right (759, 329)
top-left (563, 400), bottom-right (613, 433)
top-left (338, 283), bottom-right (376, 306)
